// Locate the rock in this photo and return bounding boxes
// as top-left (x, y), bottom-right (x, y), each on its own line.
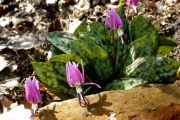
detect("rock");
top-left (0, 56), bottom-right (8, 71)
top-left (166, 0), bottom-right (177, 4)
top-left (0, 104), bottom-right (31, 120)
top-left (110, 0), bottom-right (118, 5)
top-left (74, 0), bottom-right (90, 11)
top-left (0, 78), bottom-right (19, 96)
top-left (155, 1), bottom-right (165, 13)
top-left (46, 0), bottom-right (58, 5)
top-left (58, 0), bottom-right (76, 6)
top-left (167, 45), bottom-right (180, 61)
top-left (32, 82), bottom-right (180, 120)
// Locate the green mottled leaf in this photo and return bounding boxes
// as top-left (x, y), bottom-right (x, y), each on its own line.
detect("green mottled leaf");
top-left (104, 78), bottom-right (144, 90)
top-left (46, 32), bottom-right (78, 53)
top-left (89, 22), bottom-right (112, 53)
top-left (50, 54), bottom-right (82, 63)
top-left (49, 44), bottom-right (63, 57)
top-left (89, 22), bottom-right (111, 42)
top-left (157, 36), bottom-right (177, 56)
top-left (129, 15), bottom-right (158, 41)
top-left (70, 39), bottom-right (113, 81)
top-left (74, 20), bottom-right (87, 36)
top-left (129, 36), bottom-right (158, 61)
top-left (79, 31), bottom-right (113, 54)
top-left (125, 57), bottom-right (180, 83)
top-left (79, 32), bottom-right (101, 48)
top-left (32, 61), bottom-right (75, 99)
top-left (115, 41), bottom-right (129, 73)
top-left (94, 58), bottom-right (113, 82)
top-left (158, 36), bottom-right (177, 46)
top-left (157, 46), bottom-right (175, 56)
top-left (70, 39), bottom-right (108, 61)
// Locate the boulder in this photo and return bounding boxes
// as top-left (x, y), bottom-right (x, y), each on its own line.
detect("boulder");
top-left (33, 82), bottom-right (180, 120)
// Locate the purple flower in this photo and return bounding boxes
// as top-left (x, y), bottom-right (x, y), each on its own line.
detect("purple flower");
top-left (66, 61), bottom-right (100, 106)
top-left (126, 0), bottom-right (140, 13)
top-left (66, 61), bottom-right (85, 87)
top-left (106, 8), bottom-right (123, 30)
top-left (24, 76), bottom-right (42, 104)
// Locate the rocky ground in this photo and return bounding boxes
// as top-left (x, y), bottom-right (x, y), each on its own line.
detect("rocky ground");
top-left (0, 0), bottom-right (180, 119)
top-left (32, 82), bottom-right (180, 120)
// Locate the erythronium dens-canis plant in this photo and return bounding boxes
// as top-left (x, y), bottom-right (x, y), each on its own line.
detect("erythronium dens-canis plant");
top-left (32, 6), bottom-right (180, 103)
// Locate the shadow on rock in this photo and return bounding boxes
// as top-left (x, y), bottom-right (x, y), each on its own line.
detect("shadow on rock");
top-left (86, 94), bottom-right (112, 116)
top-left (154, 83), bottom-right (180, 99)
top-left (37, 104), bottom-right (58, 120)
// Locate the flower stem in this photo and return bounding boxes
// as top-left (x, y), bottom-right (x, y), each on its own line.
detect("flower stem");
top-left (31, 103), bottom-right (38, 116)
top-left (112, 30), bottom-right (115, 71)
top-left (76, 86), bottom-right (88, 106)
top-left (111, 30), bottom-right (115, 72)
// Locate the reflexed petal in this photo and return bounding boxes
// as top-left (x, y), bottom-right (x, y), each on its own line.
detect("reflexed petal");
top-left (81, 60), bottom-right (84, 79)
top-left (32, 77), bottom-right (39, 89)
top-left (72, 62), bottom-right (79, 68)
top-left (66, 62), bottom-right (73, 87)
top-left (31, 78), bottom-right (41, 103)
top-left (83, 82), bottom-right (101, 88)
top-left (66, 61), bottom-right (85, 87)
top-left (24, 77), bottom-right (41, 103)
top-left (66, 62), bottom-right (77, 86)
top-left (70, 66), bottom-right (83, 84)
top-left (24, 78), bottom-right (33, 103)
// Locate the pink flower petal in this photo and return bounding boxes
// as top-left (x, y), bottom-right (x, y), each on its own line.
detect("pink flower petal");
top-left (24, 77), bottom-right (41, 103)
top-left (66, 61), bottom-right (85, 87)
top-left (106, 8), bottom-right (123, 30)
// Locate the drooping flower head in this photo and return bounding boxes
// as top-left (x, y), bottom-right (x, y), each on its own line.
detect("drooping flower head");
top-left (106, 8), bottom-right (123, 30)
top-left (105, 8), bottom-right (125, 44)
top-left (66, 61), bottom-right (85, 87)
top-left (126, 0), bottom-right (140, 13)
top-left (24, 76), bottom-right (42, 104)
top-left (66, 61), bottom-right (100, 106)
